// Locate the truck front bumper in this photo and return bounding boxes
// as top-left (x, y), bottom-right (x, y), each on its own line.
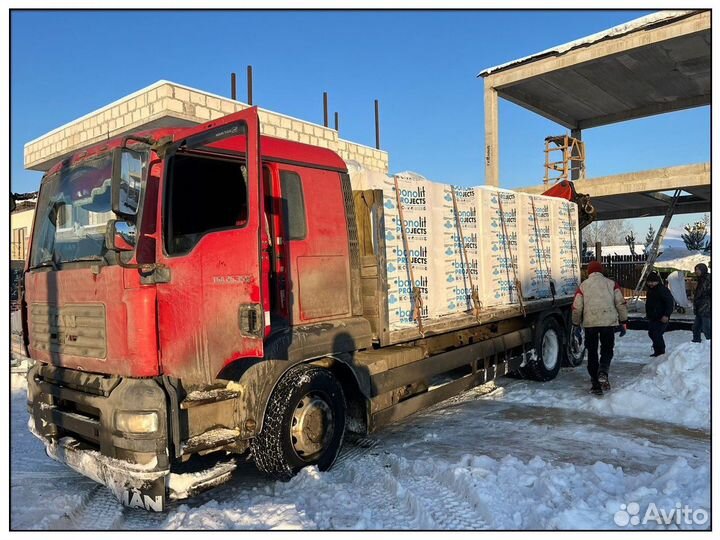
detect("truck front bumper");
top-left (27, 363), bottom-right (171, 511)
top-left (29, 415), bottom-right (169, 511)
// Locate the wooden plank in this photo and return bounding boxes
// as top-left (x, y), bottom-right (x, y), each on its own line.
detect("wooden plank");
top-left (371, 189), bottom-right (391, 345)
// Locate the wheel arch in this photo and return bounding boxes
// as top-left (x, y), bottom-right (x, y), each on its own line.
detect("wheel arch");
top-left (217, 352), bottom-right (372, 439)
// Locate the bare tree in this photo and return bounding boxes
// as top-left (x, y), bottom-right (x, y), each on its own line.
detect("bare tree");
top-left (584, 219), bottom-right (629, 246)
top-left (625, 230), bottom-right (637, 256)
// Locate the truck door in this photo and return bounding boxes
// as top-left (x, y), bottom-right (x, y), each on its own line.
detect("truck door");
top-left (155, 108), bottom-right (265, 383)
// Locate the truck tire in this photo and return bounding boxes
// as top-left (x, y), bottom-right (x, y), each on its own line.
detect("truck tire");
top-left (251, 365), bottom-right (346, 480)
top-left (525, 317), bottom-right (563, 381)
top-left (563, 324), bottom-right (586, 367)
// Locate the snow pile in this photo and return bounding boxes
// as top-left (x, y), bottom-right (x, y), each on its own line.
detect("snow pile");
top-left (566, 340), bottom-right (711, 431)
top-left (615, 341), bottom-right (711, 429)
top-left (486, 331), bottom-right (710, 431)
top-left (598, 339), bottom-right (709, 430)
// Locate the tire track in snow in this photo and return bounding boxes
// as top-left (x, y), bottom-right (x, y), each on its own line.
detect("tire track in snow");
top-left (118, 504), bottom-right (172, 529)
top-left (319, 450), bottom-right (424, 529)
top-left (296, 444), bottom-right (489, 529)
top-left (41, 485), bottom-right (125, 530)
top-left (392, 472), bottom-right (487, 529)
top-left (334, 436), bottom-right (380, 466)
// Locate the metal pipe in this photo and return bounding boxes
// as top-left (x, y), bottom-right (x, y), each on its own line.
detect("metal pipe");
top-left (374, 99), bottom-right (380, 149)
top-left (247, 65), bottom-right (253, 105)
top-left (231, 72), bottom-right (237, 100)
top-left (334, 112), bottom-right (339, 133)
top-left (323, 92), bottom-right (329, 127)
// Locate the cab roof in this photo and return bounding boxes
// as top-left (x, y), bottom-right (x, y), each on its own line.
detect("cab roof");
top-left (45, 125), bottom-right (348, 178)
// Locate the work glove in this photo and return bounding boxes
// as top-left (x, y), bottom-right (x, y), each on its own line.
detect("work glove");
top-left (616, 323), bottom-right (627, 337)
top-left (572, 325), bottom-right (583, 343)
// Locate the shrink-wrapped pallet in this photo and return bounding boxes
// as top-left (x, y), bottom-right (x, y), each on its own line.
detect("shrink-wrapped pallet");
top-left (517, 193), bottom-right (554, 300)
top-left (436, 185), bottom-right (482, 316)
top-left (477, 187), bottom-right (519, 308)
top-left (347, 166), bottom-right (580, 332)
top-left (551, 198), bottom-right (582, 297)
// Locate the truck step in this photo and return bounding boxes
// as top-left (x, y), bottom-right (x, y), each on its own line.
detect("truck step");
top-left (180, 389), bottom-right (239, 410)
top-left (181, 427), bottom-right (241, 455)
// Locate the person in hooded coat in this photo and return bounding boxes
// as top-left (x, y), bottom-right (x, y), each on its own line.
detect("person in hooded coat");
top-left (692, 263), bottom-right (711, 342)
top-left (644, 271), bottom-right (675, 357)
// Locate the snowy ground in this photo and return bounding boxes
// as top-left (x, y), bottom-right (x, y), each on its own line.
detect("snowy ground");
top-left (10, 330), bottom-right (710, 530)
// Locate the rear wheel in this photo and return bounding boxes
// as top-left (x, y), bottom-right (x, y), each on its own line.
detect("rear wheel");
top-left (525, 317), bottom-right (563, 381)
top-left (251, 365), bottom-right (346, 480)
top-left (564, 323), bottom-right (586, 367)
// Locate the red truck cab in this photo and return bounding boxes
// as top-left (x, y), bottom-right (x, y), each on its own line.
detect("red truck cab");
top-left (25, 108), bottom-right (372, 510)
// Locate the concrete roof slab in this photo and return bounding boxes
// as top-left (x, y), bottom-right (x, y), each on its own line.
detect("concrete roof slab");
top-left (480, 10), bottom-right (710, 129)
top-left (518, 163), bottom-right (710, 220)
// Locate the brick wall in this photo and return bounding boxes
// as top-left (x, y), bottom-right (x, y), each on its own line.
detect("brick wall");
top-left (24, 81), bottom-right (389, 174)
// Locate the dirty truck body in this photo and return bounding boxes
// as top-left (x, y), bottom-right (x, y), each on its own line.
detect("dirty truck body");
top-left (24, 108), bottom-right (579, 511)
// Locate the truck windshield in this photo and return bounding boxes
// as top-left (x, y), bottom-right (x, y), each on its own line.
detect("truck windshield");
top-left (29, 152), bottom-right (144, 268)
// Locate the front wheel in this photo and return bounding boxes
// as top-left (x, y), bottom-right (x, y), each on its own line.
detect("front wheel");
top-left (251, 365), bottom-right (346, 480)
top-left (525, 317), bottom-right (563, 381)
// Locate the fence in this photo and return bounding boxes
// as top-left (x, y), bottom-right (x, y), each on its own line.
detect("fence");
top-left (581, 253), bottom-right (648, 292)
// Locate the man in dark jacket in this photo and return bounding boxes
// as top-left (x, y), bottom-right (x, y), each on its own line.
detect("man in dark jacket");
top-left (645, 271), bottom-right (675, 357)
top-left (692, 263), bottom-right (711, 342)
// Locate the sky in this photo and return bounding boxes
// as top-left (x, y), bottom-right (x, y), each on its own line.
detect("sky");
top-left (10, 9), bottom-right (710, 234)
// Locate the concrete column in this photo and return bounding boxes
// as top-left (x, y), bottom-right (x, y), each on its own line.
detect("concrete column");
top-left (570, 128), bottom-right (583, 181)
top-left (484, 82), bottom-right (499, 186)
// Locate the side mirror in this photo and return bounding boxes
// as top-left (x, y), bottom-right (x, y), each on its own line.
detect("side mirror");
top-left (111, 148), bottom-right (144, 219)
top-left (105, 219), bottom-right (136, 252)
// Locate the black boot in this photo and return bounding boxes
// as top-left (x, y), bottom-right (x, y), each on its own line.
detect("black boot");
top-left (597, 372), bottom-right (611, 392)
top-left (590, 382), bottom-right (603, 396)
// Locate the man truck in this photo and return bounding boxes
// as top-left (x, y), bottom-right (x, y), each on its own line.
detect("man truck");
top-left (22, 108), bottom-right (585, 511)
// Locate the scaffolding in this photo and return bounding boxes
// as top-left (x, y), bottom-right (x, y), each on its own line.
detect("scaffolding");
top-left (544, 135), bottom-right (586, 185)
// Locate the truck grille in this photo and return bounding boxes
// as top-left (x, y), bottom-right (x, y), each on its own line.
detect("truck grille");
top-left (29, 303), bottom-right (107, 359)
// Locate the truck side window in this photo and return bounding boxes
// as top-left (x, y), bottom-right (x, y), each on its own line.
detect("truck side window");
top-left (165, 154), bottom-right (248, 255)
top-left (279, 171), bottom-right (307, 241)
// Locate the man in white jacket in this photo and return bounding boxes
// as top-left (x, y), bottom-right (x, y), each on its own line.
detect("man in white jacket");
top-left (572, 260), bottom-right (629, 395)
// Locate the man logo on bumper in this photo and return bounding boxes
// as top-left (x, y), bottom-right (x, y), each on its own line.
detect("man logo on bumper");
top-left (121, 488), bottom-right (164, 512)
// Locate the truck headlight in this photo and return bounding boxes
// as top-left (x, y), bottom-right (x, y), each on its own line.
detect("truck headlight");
top-left (115, 411), bottom-right (159, 434)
